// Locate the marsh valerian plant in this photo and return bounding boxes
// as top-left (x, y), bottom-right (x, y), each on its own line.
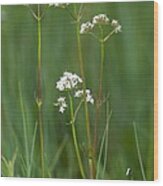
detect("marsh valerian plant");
top-left (54, 71), bottom-right (94, 178)
top-left (79, 13), bottom-right (122, 155)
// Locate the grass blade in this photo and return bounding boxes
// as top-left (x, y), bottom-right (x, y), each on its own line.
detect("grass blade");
top-left (96, 102), bottom-right (112, 179)
top-left (18, 82), bottom-right (30, 177)
top-left (29, 121), bottom-right (38, 176)
top-left (133, 121), bottom-right (146, 181)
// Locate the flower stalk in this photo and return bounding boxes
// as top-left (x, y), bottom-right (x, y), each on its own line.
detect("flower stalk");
top-left (76, 21), bottom-right (95, 179)
top-left (36, 4), bottom-right (44, 177)
top-left (68, 93), bottom-right (86, 178)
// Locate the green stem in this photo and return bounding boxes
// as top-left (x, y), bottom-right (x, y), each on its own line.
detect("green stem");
top-left (133, 121), bottom-right (146, 181)
top-left (94, 37), bottom-right (105, 156)
top-left (68, 93), bottom-right (86, 179)
top-left (36, 4), bottom-right (44, 178)
top-left (99, 40), bottom-right (105, 100)
top-left (103, 29), bottom-right (116, 43)
top-left (76, 21), bottom-right (95, 179)
top-left (18, 82), bottom-right (30, 177)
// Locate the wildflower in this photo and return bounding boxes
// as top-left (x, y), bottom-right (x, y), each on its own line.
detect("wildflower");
top-left (74, 89), bottom-right (94, 104)
top-left (56, 72), bottom-right (83, 91)
top-left (54, 97), bottom-right (67, 113)
top-left (53, 3), bottom-right (69, 8)
top-left (92, 14), bottom-right (109, 25)
top-left (111, 19), bottom-right (122, 33)
top-left (80, 21), bottom-right (94, 34)
top-left (111, 19), bottom-right (118, 26)
top-left (114, 24), bottom-right (122, 33)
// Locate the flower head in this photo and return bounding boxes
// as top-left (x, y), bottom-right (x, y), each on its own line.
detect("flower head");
top-left (53, 3), bottom-right (69, 8)
top-left (114, 24), bottom-right (122, 33)
top-left (54, 97), bottom-right (67, 113)
top-left (111, 19), bottom-right (122, 33)
top-left (80, 21), bottom-right (94, 34)
top-left (92, 14), bottom-right (109, 25)
top-left (56, 72), bottom-right (83, 91)
top-left (74, 89), bottom-right (94, 104)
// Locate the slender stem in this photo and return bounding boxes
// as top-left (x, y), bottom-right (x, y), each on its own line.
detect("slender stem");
top-left (65, 3), bottom-right (95, 178)
top-left (94, 33), bottom-right (105, 155)
top-left (73, 99), bottom-right (84, 123)
top-left (133, 121), bottom-right (146, 181)
top-left (76, 20), bottom-right (95, 179)
top-left (26, 5), bottom-right (38, 20)
top-left (98, 40), bottom-right (105, 99)
top-left (68, 93), bottom-right (86, 178)
top-left (36, 4), bottom-right (44, 177)
top-left (65, 7), bottom-right (77, 21)
top-left (18, 82), bottom-right (30, 177)
top-left (103, 29), bottom-right (116, 43)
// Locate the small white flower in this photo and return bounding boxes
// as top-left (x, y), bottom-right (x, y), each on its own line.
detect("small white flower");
top-left (111, 19), bottom-right (119, 27)
top-left (114, 24), bottom-right (122, 33)
top-left (111, 19), bottom-right (122, 33)
top-left (56, 72), bottom-right (83, 91)
top-left (74, 89), bottom-right (94, 104)
top-left (92, 14), bottom-right (109, 25)
top-left (74, 90), bottom-right (83, 97)
top-left (54, 3), bottom-right (69, 8)
top-left (80, 21), bottom-right (94, 34)
top-left (54, 97), bottom-right (67, 113)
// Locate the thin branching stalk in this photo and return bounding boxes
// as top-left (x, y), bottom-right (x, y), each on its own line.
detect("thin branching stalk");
top-left (67, 4), bottom-right (95, 178)
top-left (133, 121), bottom-right (146, 181)
top-left (76, 22), bottom-right (95, 179)
top-left (18, 82), bottom-right (30, 177)
top-left (68, 93), bottom-right (86, 178)
top-left (36, 4), bottom-right (45, 177)
top-left (26, 4), bottom-right (45, 178)
top-left (64, 7), bottom-right (95, 177)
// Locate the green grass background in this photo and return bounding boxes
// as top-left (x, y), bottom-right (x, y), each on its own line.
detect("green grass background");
top-left (1, 2), bottom-right (154, 180)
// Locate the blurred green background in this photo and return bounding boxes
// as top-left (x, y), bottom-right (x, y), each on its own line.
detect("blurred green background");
top-left (1, 2), bottom-right (154, 180)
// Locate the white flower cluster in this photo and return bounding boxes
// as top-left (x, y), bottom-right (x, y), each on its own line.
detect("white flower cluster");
top-left (54, 97), bottom-right (67, 113)
top-left (92, 14), bottom-right (110, 25)
top-left (80, 22), bottom-right (94, 34)
top-left (74, 89), bottom-right (94, 104)
top-left (111, 19), bottom-right (122, 33)
top-left (56, 72), bottom-right (83, 91)
top-left (49, 3), bottom-right (69, 8)
top-left (55, 72), bottom-right (94, 113)
top-left (80, 14), bottom-right (122, 34)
